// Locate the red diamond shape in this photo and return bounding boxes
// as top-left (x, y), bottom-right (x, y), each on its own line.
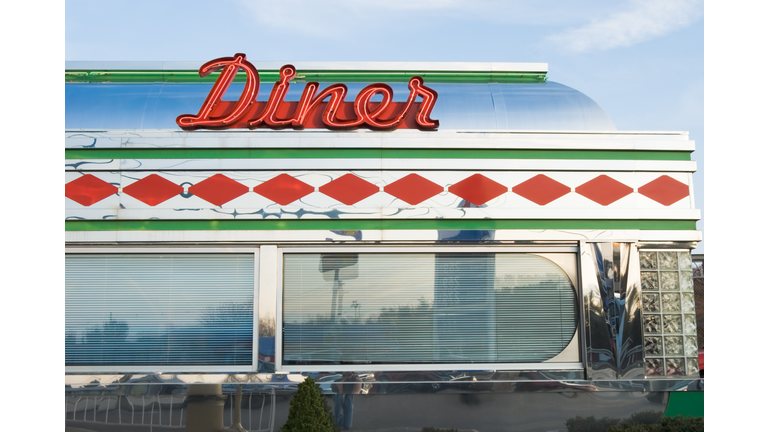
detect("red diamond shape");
top-left (576, 175), bottom-right (633, 206)
top-left (189, 174), bottom-right (249, 206)
top-left (65, 174), bottom-right (118, 206)
top-left (253, 174), bottom-right (314, 205)
top-left (511, 174), bottom-right (570, 205)
top-left (448, 174), bottom-right (508, 205)
top-left (384, 174), bottom-right (444, 205)
top-left (320, 174), bottom-right (379, 205)
top-left (122, 174), bottom-right (183, 206)
top-left (638, 175), bottom-right (689, 206)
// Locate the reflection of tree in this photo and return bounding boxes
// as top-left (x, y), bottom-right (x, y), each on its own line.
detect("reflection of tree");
top-left (259, 316), bottom-right (276, 337)
top-left (199, 301), bottom-right (253, 326)
top-left (85, 315), bottom-right (129, 345)
top-left (66, 303), bottom-right (255, 366)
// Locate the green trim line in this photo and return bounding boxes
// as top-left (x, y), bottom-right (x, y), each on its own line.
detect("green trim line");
top-left (66, 219), bottom-right (698, 232)
top-left (65, 70), bottom-right (547, 84)
top-left (65, 148), bottom-right (692, 161)
top-left (663, 391), bottom-right (703, 418)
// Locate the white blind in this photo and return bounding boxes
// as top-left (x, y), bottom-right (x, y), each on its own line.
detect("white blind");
top-left (283, 253), bottom-right (577, 365)
top-left (65, 254), bottom-right (254, 366)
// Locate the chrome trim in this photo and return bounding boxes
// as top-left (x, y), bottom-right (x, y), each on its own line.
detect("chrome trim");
top-left (276, 246), bottom-right (580, 373)
top-left (65, 158), bottom-right (697, 172)
top-left (64, 373), bottom-right (702, 394)
top-left (64, 248), bottom-right (261, 374)
top-left (64, 229), bottom-right (704, 244)
top-left (65, 60), bottom-right (549, 73)
top-left (65, 129), bottom-right (695, 151)
top-left (582, 243), bottom-right (645, 380)
top-left (258, 246), bottom-right (279, 373)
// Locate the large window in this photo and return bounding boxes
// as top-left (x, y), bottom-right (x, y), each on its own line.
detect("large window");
top-left (65, 253), bottom-right (255, 368)
top-left (282, 251), bottom-right (578, 367)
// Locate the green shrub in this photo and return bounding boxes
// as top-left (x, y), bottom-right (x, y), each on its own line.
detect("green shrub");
top-left (626, 410), bottom-right (663, 425)
top-left (606, 415), bottom-right (703, 432)
top-left (422, 427), bottom-right (459, 432)
top-left (566, 415), bottom-right (622, 432)
top-left (279, 377), bottom-right (334, 432)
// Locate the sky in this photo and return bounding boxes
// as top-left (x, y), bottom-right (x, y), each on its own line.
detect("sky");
top-left (3, 1), bottom-right (768, 428)
top-left (64, 0), bottom-right (706, 252)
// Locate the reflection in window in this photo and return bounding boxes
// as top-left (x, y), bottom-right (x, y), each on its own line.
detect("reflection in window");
top-left (283, 253), bottom-right (577, 365)
top-left (65, 254), bottom-right (254, 366)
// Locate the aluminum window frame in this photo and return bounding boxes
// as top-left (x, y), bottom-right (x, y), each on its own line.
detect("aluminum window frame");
top-left (65, 247), bottom-right (260, 374)
top-left (276, 245), bottom-right (582, 373)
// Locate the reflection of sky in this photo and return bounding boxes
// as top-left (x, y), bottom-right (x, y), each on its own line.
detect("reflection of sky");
top-left (283, 254), bottom-right (573, 323)
top-left (65, 254), bottom-right (254, 338)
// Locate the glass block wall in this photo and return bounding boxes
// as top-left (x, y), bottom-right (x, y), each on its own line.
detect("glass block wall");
top-left (640, 250), bottom-right (699, 377)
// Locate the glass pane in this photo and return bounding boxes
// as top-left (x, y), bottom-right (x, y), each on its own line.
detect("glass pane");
top-left (659, 252), bottom-right (678, 270)
top-left (643, 293), bottom-right (660, 313)
top-left (664, 336), bottom-right (683, 356)
top-left (682, 293), bottom-right (696, 312)
top-left (666, 358), bottom-right (685, 376)
top-left (646, 358), bottom-right (663, 376)
top-left (686, 358), bottom-right (699, 376)
top-left (644, 314), bottom-right (661, 334)
top-left (685, 336), bottom-right (698, 356)
top-left (66, 254), bottom-right (255, 366)
top-left (684, 314), bottom-right (697, 335)
top-left (282, 253), bottom-right (577, 365)
top-left (644, 336), bottom-right (662, 356)
top-left (681, 272), bottom-right (694, 292)
top-left (641, 272), bottom-right (659, 291)
top-left (679, 252), bottom-right (692, 270)
top-left (640, 252), bottom-right (657, 269)
top-left (663, 315), bottom-right (683, 334)
top-left (661, 272), bottom-right (679, 291)
top-left (661, 293), bottom-right (681, 312)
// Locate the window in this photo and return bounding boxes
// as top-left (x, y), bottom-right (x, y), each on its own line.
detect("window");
top-left (65, 253), bottom-right (255, 368)
top-left (281, 250), bottom-right (579, 369)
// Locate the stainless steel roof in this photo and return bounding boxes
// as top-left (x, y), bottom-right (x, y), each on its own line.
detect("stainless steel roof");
top-left (65, 80), bottom-right (616, 131)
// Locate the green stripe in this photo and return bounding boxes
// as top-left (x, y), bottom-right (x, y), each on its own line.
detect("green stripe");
top-left (66, 219), bottom-right (697, 231)
top-left (65, 148), bottom-right (691, 161)
top-left (65, 70), bottom-right (547, 84)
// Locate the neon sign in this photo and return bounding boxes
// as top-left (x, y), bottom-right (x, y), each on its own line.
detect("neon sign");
top-left (177, 53), bottom-right (439, 131)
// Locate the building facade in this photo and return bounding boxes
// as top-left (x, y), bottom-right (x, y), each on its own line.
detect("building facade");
top-left (65, 55), bottom-right (703, 431)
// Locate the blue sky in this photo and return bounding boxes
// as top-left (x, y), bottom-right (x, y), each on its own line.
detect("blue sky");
top-left (65, 0), bottom-right (705, 251)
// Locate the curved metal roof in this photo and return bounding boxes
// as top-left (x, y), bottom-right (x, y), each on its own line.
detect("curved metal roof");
top-left (65, 76), bottom-right (616, 131)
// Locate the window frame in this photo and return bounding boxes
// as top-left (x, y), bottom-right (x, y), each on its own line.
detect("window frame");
top-left (64, 247), bottom-right (260, 374)
top-left (276, 246), bottom-right (583, 373)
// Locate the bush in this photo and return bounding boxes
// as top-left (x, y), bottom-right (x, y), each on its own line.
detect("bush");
top-left (565, 415), bottom-right (622, 432)
top-left (607, 415), bottom-right (703, 432)
top-left (422, 428), bottom-right (459, 432)
top-left (279, 377), bottom-right (334, 432)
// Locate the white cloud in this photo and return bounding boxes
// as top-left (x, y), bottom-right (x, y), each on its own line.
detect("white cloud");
top-left (547, 0), bottom-right (703, 52)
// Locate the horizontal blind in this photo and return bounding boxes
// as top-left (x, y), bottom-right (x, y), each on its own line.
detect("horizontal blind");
top-left (66, 254), bottom-right (254, 366)
top-left (283, 253), bottom-right (576, 365)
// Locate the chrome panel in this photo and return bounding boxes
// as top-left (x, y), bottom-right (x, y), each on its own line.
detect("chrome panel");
top-left (258, 246), bottom-right (278, 373)
top-left (583, 243), bottom-right (645, 380)
top-left (66, 381), bottom-right (688, 432)
top-left (66, 81), bottom-right (616, 131)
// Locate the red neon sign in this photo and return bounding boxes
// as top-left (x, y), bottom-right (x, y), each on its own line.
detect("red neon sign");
top-left (177, 53), bottom-right (439, 131)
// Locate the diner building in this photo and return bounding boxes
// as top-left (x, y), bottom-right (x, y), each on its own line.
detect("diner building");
top-left (65, 55), bottom-right (703, 431)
